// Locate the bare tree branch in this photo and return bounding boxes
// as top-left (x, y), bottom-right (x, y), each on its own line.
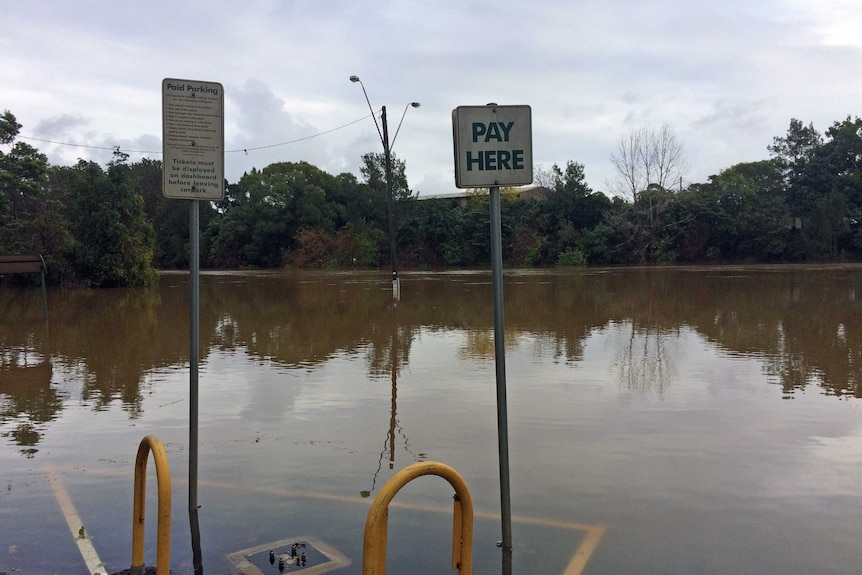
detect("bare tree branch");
top-left (608, 124), bottom-right (688, 201)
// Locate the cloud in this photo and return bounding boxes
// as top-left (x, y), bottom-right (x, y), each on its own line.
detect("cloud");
top-left (3, 0), bottom-right (862, 196)
top-left (225, 78), bottom-right (368, 181)
top-left (33, 114), bottom-right (90, 137)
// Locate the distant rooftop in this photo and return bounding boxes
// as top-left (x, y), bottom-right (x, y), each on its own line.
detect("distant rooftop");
top-left (417, 186), bottom-right (549, 204)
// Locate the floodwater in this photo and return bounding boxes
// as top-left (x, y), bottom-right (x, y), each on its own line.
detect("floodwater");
top-left (1, 266), bottom-right (861, 575)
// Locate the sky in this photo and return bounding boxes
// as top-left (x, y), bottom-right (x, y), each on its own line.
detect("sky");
top-left (3, 0), bottom-right (862, 197)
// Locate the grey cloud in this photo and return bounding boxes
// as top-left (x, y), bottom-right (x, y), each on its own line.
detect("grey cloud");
top-left (694, 98), bottom-right (773, 134)
top-left (34, 114), bottom-right (89, 137)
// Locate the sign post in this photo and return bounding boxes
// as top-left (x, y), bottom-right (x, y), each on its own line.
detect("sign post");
top-left (162, 78), bottom-right (224, 575)
top-left (452, 104), bottom-right (532, 575)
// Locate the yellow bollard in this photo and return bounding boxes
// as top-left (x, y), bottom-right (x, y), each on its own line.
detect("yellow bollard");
top-left (130, 435), bottom-right (172, 575)
top-left (363, 461), bottom-right (474, 575)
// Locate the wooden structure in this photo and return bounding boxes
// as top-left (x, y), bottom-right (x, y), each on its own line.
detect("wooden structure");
top-left (0, 254), bottom-right (48, 319)
top-left (0, 254), bottom-right (46, 276)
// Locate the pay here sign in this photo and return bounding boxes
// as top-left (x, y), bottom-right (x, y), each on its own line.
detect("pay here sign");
top-left (452, 104), bottom-right (532, 188)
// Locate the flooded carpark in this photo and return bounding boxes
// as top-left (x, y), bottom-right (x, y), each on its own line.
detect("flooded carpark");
top-left (2, 267), bottom-right (861, 574)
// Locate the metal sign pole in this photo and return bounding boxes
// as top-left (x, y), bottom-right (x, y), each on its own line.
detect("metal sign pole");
top-left (163, 78), bottom-right (223, 575)
top-left (452, 103), bottom-right (529, 575)
top-left (189, 199), bottom-right (203, 575)
top-left (489, 185), bottom-right (513, 575)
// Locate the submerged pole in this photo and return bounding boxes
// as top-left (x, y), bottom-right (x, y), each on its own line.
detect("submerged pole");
top-left (189, 200), bottom-right (203, 574)
top-left (489, 185), bottom-right (512, 575)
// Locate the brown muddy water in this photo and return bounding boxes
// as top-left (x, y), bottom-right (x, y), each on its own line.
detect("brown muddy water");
top-left (1, 266), bottom-right (861, 574)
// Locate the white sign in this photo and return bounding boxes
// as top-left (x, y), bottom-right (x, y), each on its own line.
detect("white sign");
top-left (162, 78), bottom-right (224, 200)
top-left (452, 104), bottom-right (532, 188)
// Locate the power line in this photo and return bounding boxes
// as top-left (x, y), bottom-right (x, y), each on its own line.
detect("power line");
top-left (17, 112), bottom-right (376, 156)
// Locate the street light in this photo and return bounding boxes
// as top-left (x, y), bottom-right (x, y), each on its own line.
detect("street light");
top-left (392, 101), bottom-right (422, 150)
top-left (350, 75), bottom-right (420, 300)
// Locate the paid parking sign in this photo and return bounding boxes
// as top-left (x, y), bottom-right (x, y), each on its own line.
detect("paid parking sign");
top-left (452, 105), bottom-right (532, 188)
top-left (162, 78), bottom-right (225, 200)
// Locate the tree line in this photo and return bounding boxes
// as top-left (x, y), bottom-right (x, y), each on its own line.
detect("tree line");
top-left (2, 109), bottom-right (862, 287)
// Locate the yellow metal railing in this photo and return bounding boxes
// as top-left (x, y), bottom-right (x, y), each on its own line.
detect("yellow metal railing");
top-left (130, 435), bottom-right (172, 575)
top-left (363, 461), bottom-right (474, 575)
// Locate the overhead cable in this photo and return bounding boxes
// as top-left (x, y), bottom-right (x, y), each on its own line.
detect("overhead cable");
top-left (17, 112), bottom-right (376, 155)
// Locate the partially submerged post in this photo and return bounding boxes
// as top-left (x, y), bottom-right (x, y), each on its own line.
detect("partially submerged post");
top-left (452, 104), bottom-right (533, 575)
top-left (162, 77), bottom-right (225, 575)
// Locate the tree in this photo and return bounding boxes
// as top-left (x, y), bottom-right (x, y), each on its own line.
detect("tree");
top-left (606, 184), bottom-right (681, 264)
top-left (822, 117), bottom-right (862, 209)
top-left (398, 198), bottom-right (466, 267)
top-left (708, 161), bottom-right (789, 261)
top-left (605, 125), bottom-right (689, 263)
top-left (807, 191), bottom-right (848, 259)
top-left (326, 171), bottom-right (384, 229)
top-left (206, 162), bottom-right (342, 268)
top-left (132, 157), bottom-right (216, 269)
top-left (768, 118), bottom-right (823, 171)
top-left (360, 152), bottom-right (413, 268)
top-left (532, 164), bottom-right (556, 189)
top-left (0, 110), bottom-right (48, 253)
top-left (0, 109), bottom-right (20, 145)
top-left (805, 117), bottom-right (862, 258)
top-left (360, 151), bottom-right (412, 203)
top-left (768, 119), bottom-right (825, 229)
top-left (769, 117), bottom-right (862, 259)
top-left (59, 154), bottom-right (157, 287)
top-left (540, 161), bottom-right (610, 264)
top-left (608, 124), bottom-right (688, 201)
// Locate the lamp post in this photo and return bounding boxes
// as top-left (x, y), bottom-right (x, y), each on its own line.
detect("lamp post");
top-left (350, 75), bottom-right (419, 299)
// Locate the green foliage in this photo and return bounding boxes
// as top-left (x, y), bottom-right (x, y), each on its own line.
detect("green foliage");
top-left (0, 110), bottom-right (21, 145)
top-left (541, 161), bottom-right (611, 242)
top-left (336, 223), bottom-right (386, 267)
top-left (360, 151), bottom-right (412, 203)
top-left (707, 161), bottom-right (788, 261)
top-left (206, 162), bottom-right (342, 267)
top-left (132, 158), bottom-right (216, 269)
top-left (289, 223), bottom-right (385, 268)
top-left (60, 159), bottom-right (157, 287)
top-left (29, 198), bottom-right (75, 284)
top-left (398, 198), bottom-right (461, 267)
top-left (557, 247), bottom-right (587, 267)
top-left (0, 110), bottom-right (48, 254)
top-left (805, 191), bottom-right (848, 259)
top-left (8, 105), bottom-right (862, 281)
top-left (328, 171), bottom-right (385, 230)
top-left (290, 228), bottom-right (337, 268)
top-left (772, 116), bottom-right (862, 260)
top-left (769, 118), bottom-right (823, 171)
top-left (511, 221), bottom-right (547, 266)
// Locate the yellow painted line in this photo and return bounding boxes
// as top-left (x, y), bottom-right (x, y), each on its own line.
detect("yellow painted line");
top-left (562, 524), bottom-right (606, 575)
top-left (45, 468), bottom-right (108, 575)
top-left (56, 466), bottom-right (606, 574)
top-left (194, 478), bottom-right (606, 574)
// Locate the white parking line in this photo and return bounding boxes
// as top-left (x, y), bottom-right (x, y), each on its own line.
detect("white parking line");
top-left (45, 468), bottom-right (108, 575)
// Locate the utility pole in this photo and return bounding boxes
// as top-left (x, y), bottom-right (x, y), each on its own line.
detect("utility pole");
top-left (349, 75), bottom-right (419, 300)
top-left (381, 106), bottom-right (399, 299)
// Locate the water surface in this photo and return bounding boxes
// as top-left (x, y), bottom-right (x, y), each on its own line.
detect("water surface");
top-left (1, 266), bottom-right (861, 574)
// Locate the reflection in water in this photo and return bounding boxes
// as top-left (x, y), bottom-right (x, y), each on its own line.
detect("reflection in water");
top-left (362, 305), bottom-right (421, 498)
top-left (2, 266), bottom-right (862, 455)
top-left (0, 358), bottom-right (57, 456)
top-left (611, 323), bottom-right (678, 398)
top-left (0, 287), bottom-right (57, 456)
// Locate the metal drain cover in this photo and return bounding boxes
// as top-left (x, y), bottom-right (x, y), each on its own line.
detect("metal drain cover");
top-left (227, 536), bottom-right (351, 575)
